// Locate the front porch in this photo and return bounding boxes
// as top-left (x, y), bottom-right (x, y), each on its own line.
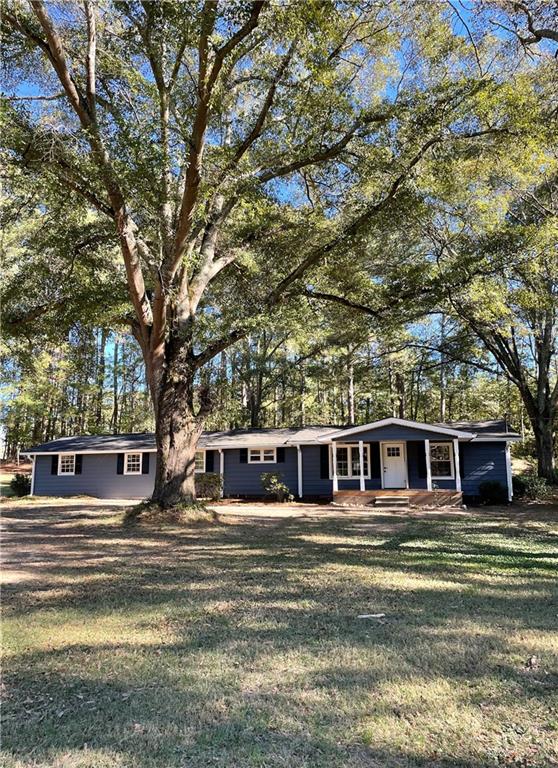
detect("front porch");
top-left (333, 488), bottom-right (463, 508)
top-left (326, 422), bottom-right (470, 508)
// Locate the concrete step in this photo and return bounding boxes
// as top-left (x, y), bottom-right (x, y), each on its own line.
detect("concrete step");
top-left (375, 496), bottom-right (410, 508)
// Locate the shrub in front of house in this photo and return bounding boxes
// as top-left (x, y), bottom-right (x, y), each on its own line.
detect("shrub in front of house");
top-left (260, 472), bottom-right (293, 503)
top-left (521, 474), bottom-right (553, 501)
top-left (512, 475), bottom-right (527, 498)
top-left (10, 473), bottom-right (31, 497)
top-left (479, 480), bottom-right (508, 505)
top-left (195, 472), bottom-right (222, 501)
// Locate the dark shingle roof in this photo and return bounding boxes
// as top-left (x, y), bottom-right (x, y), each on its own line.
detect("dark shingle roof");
top-left (24, 433), bottom-right (157, 453)
top-left (434, 419), bottom-right (520, 438)
top-left (23, 419), bottom-right (519, 454)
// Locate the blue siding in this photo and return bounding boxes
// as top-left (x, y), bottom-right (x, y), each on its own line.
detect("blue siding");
top-left (333, 426), bottom-right (458, 442)
top-left (407, 441), bottom-right (428, 489)
top-left (223, 448), bottom-right (298, 497)
top-left (34, 453), bottom-right (155, 499)
top-left (461, 441), bottom-right (508, 496)
top-left (300, 446), bottom-right (331, 496)
top-left (31, 439), bottom-right (510, 501)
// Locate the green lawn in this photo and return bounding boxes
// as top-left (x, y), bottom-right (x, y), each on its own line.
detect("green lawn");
top-left (2, 500), bottom-right (558, 768)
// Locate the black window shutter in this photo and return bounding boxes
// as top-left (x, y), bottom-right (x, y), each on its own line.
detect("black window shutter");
top-left (370, 443), bottom-right (381, 478)
top-left (117, 453), bottom-right (124, 474)
top-left (51, 455), bottom-right (58, 475)
top-left (459, 446), bottom-right (465, 478)
top-left (417, 442), bottom-right (427, 478)
top-left (320, 445), bottom-right (330, 479)
top-left (205, 450), bottom-right (214, 472)
top-left (142, 453), bottom-right (150, 474)
top-left (276, 447), bottom-right (285, 463)
top-left (75, 455), bottom-right (83, 475)
top-left (239, 448), bottom-right (248, 464)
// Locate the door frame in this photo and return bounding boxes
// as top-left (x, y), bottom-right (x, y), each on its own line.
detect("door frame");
top-left (380, 441), bottom-right (409, 489)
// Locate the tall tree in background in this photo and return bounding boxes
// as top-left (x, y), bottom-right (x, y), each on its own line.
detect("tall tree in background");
top-left (431, 178), bottom-right (558, 479)
top-left (2, 0), bottom-right (540, 505)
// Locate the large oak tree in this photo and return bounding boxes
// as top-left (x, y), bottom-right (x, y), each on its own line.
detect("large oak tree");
top-left (3, 0), bottom-right (516, 506)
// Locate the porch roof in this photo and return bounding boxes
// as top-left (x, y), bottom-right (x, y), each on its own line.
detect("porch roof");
top-left (323, 418), bottom-right (520, 443)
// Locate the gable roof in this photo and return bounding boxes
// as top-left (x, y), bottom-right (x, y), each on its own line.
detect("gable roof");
top-left (322, 417), bottom-right (476, 441)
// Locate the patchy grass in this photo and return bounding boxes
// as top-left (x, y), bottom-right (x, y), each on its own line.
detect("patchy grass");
top-left (2, 500), bottom-right (558, 768)
top-left (124, 499), bottom-right (217, 526)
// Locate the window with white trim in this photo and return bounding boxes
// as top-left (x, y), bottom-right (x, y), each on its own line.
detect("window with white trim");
top-left (195, 450), bottom-right (206, 473)
top-left (124, 452), bottom-right (142, 475)
top-left (332, 444), bottom-right (370, 478)
top-left (248, 448), bottom-right (276, 463)
top-left (430, 442), bottom-right (454, 478)
top-left (58, 453), bottom-right (76, 475)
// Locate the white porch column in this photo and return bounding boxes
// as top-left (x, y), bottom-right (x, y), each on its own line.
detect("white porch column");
top-left (297, 445), bottom-right (303, 499)
top-left (30, 456), bottom-right (36, 496)
top-left (218, 449), bottom-right (224, 497)
top-left (425, 439), bottom-right (432, 491)
top-left (505, 442), bottom-right (513, 502)
top-left (332, 442), bottom-right (338, 494)
top-left (358, 440), bottom-right (365, 492)
top-left (453, 439), bottom-right (461, 492)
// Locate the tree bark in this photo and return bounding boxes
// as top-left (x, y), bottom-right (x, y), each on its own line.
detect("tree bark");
top-left (151, 372), bottom-right (205, 508)
top-left (530, 411), bottom-right (555, 480)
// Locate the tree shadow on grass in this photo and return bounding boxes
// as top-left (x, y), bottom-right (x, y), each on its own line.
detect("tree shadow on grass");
top-left (2, 502), bottom-right (557, 767)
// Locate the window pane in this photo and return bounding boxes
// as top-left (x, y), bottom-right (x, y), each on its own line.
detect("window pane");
top-left (387, 446), bottom-right (400, 457)
top-left (262, 449), bottom-right (275, 462)
top-left (431, 461), bottom-right (452, 477)
top-left (431, 444), bottom-right (450, 461)
top-left (126, 453), bottom-right (141, 473)
top-left (336, 447), bottom-right (349, 477)
top-left (59, 455), bottom-right (75, 474)
top-left (351, 447), bottom-right (361, 476)
top-left (430, 443), bottom-right (452, 477)
top-left (195, 451), bottom-right (205, 471)
top-left (249, 449), bottom-right (260, 462)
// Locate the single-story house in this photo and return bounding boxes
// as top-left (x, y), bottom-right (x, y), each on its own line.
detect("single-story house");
top-left (23, 418), bottom-right (519, 506)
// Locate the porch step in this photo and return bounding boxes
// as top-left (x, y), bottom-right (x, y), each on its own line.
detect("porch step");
top-left (374, 496), bottom-right (410, 508)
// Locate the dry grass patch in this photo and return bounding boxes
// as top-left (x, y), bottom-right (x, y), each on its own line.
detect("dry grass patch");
top-left (1, 500), bottom-right (557, 768)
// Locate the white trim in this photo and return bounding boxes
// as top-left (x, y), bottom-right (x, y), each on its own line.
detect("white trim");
top-left (30, 456), bottom-right (36, 495)
top-left (218, 449), bottom-right (224, 497)
top-left (58, 453), bottom-right (76, 476)
top-left (358, 440), bottom-right (365, 492)
top-left (425, 439), bottom-right (432, 491)
top-left (453, 439), bottom-right (461, 492)
top-left (380, 441), bottom-right (407, 489)
top-left (505, 442), bottom-right (513, 502)
top-left (123, 451), bottom-right (142, 475)
top-left (332, 442), bottom-right (338, 493)
top-left (322, 417), bottom-right (475, 441)
top-left (329, 443), bottom-right (372, 480)
top-left (470, 436), bottom-right (521, 442)
top-left (194, 449), bottom-right (206, 473)
top-left (248, 447), bottom-right (277, 464)
top-left (430, 441), bottom-right (455, 480)
top-left (297, 445), bottom-right (303, 498)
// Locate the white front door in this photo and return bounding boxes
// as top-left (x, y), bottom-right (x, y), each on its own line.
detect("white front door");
top-left (382, 442), bottom-right (407, 488)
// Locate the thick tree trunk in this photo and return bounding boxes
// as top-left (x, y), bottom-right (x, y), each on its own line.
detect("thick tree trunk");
top-left (532, 414), bottom-right (555, 480)
top-left (151, 385), bottom-right (205, 507)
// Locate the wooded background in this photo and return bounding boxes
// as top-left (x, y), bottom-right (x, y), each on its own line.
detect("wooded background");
top-left (1, 0), bottom-right (556, 479)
